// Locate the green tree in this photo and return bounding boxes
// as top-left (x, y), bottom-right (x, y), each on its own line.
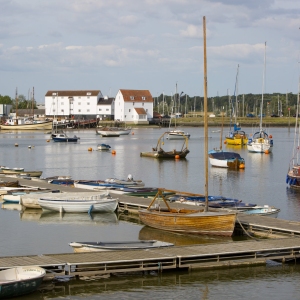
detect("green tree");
top-left (0, 95), bottom-right (13, 104)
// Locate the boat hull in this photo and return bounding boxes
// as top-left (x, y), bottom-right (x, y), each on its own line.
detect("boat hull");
top-left (140, 149), bottom-right (190, 159)
top-left (38, 197), bottom-right (118, 213)
top-left (139, 209), bottom-right (236, 236)
top-left (247, 140), bottom-right (273, 153)
top-left (2, 170), bottom-right (42, 177)
top-left (69, 240), bottom-right (174, 253)
top-left (0, 121), bottom-right (53, 130)
top-left (0, 266), bottom-right (45, 299)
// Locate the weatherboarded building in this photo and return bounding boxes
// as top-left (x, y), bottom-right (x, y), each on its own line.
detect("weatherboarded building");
top-left (114, 89), bottom-right (153, 124)
top-left (45, 90), bottom-right (105, 118)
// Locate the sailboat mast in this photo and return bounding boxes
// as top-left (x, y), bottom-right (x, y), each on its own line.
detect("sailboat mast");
top-left (32, 87), bottom-right (34, 119)
top-left (203, 16), bottom-right (209, 212)
top-left (235, 64), bottom-right (239, 122)
top-left (261, 42), bottom-right (266, 130)
top-left (15, 87), bottom-right (18, 121)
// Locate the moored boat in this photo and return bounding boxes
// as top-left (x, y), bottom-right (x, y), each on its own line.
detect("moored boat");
top-left (69, 240), bottom-right (174, 253)
top-left (166, 130), bottom-right (190, 140)
top-left (52, 133), bottom-right (79, 142)
top-left (140, 131), bottom-right (190, 159)
top-left (2, 169), bottom-right (43, 177)
top-left (0, 266), bottom-right (45, 299)
top-left (96, 127), bottom-right (131, 136)
top-left (208, 151), bottom-right (245, 169)
top-left (0, 120), bottom-right (53, 130)
top-left (97, 143), bottom-right (111, 151)
top-left (38, 193), bottom-right (118, 213)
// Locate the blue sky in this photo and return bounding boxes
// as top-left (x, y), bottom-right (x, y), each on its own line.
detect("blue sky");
top-left (0, 0), bottom-right (299, 103)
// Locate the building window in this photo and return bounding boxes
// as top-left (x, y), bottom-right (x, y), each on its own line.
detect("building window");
top-left (87, 109), bottom-right (90, 112)
top-left (130, 96), bottom-right (134, 100)
top-left (78, 109), bottom-right (81, 112)
top-left (87, 96), bottom-right (90, 99)
top-left (61, 109), bottom-right (64, 112)
top-left (129, 109), bottom-right (131, 112)
top-left (52, 102), bottom-right (55, 105)
top-left (53, 109), bottom-right (56, 112)
top-left (99, 108), bottom-right (102, 111)
top-left (52, 97), bottom-right (55, 100)
top-left (125, 115), bottom-right (127, 118)
top-left (106, 109), bottom-right (109, 111)
top-left (142, 103), bottom-right (144, 106)
top-left (142, 96), bottom-right (146, 100)
top-left (87, 102), bottom-right (90, 105)
top-left (133, 102), bottom-right (135, 106)
top-left (146, 109), bottom-right (148, 112)
top-left (78, 102), bottom-right (81, 105)
top-left (78, 96), bottom-right (81, 99)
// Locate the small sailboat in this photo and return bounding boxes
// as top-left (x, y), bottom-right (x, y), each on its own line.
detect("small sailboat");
top-left (138, 17), bottom-right (236, 237)
top-left (286, 77), bottom-right (300, 188)
top-left (166, 83), bottom-right (190, 140)
top-left (225, 65), bottom-right (248, 146)
top-left (247, 42), bottom-right (273, 153)
top-left (209, 107), bottom-right (245, 169)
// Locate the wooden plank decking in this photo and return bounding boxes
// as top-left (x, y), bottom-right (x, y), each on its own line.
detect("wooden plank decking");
top-left (2, 175), bottom-right (300, 277)
top-left (1, 238), bottom-right (300, 278)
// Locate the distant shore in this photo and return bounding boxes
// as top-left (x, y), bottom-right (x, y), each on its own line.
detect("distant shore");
top-left (98, 117), bottom-right (295, 128)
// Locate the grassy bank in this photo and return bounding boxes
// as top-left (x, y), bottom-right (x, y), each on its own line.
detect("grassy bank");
top-left (170, 116), bottom-right (295, 127)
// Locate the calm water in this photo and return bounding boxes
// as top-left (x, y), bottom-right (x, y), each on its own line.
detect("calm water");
top-left (1, 126), bottom-right (300, 299)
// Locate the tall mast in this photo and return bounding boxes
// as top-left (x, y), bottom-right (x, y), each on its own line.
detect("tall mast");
top-left (32, 87), bottom-right (35, 118)
top-left (15, 87), bottom-right (18, 120)
top-left (261, 42), bottom-right (266, 130)
top-left (203, 16), bottom-right (208, 212)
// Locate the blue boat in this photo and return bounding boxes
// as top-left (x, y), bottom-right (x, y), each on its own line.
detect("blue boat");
top-left (53, 133), bottom-right (79, 142)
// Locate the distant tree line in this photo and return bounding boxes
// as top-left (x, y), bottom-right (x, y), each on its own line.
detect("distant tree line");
top-left (0, 94), bottom-right (37, 110)
top-left (154, 92), bottom-right (298, 117)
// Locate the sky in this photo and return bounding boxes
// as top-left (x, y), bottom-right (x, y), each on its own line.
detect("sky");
top-left (0, 0), bottom-right (299, 103)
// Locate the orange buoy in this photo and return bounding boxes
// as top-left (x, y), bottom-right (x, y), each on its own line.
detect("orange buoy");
top-left (269, 134), bottom-right (272, 138)
top-left (175, 155), bottom-right (180, 159)
top-left (265, 149), bottom-right (269, 154)
top-left (88, 147), bottom-right (93, 151)
top-left (239, 164), bottom-right (245, 169)
top-left (224, 140), bottom-right (227, 144)
top-left (112, 150), bottom-right (116, 154)
top-left (46, 139), bottom-right (50, 142)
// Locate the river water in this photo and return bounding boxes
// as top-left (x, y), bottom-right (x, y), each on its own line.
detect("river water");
top-left (0, 126), bottom-right (300, 299)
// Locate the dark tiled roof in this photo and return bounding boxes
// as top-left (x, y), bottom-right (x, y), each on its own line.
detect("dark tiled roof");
top-left (119, 89), bottom-right (153, 102)
top-left (134, 107), bottom-right (147, 115)
top-left (45, 90), bottom-right (101, 97)
top-left (98, 98), bottom-right (114, 105)
top-left (13, 109), bottom-right (45, 116)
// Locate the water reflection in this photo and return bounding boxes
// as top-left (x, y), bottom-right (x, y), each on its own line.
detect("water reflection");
top-left (20, 210), bottom-right (119, 225)
top-left (19, 264), bottom-right (300, 300)
top-left (1, 202), bottom-right (23, 211)
top-left (138, 225), bottom-right (233, 246)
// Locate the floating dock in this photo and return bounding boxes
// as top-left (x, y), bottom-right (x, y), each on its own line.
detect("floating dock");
top-left (1, 175), bottom-right (300, 278)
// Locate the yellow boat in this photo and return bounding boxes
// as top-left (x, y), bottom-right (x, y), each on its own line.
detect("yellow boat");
top-left (225, 129), bottom-right (248, 145)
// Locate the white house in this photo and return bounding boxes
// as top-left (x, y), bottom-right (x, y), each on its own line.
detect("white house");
top-left (97, 96), bottom-right (115, 120)
top-left (45, 90), bottom-right (103, 118)
top-left (114, 89), bottom-right (153, 124)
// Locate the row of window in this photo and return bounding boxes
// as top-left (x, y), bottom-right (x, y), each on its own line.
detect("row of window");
top-left (52, 102), bottom-right (90, 105)
top-left (52, 96), bottom-right (90, 99)
top-left (130, 96), bottom-right (146, 100)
